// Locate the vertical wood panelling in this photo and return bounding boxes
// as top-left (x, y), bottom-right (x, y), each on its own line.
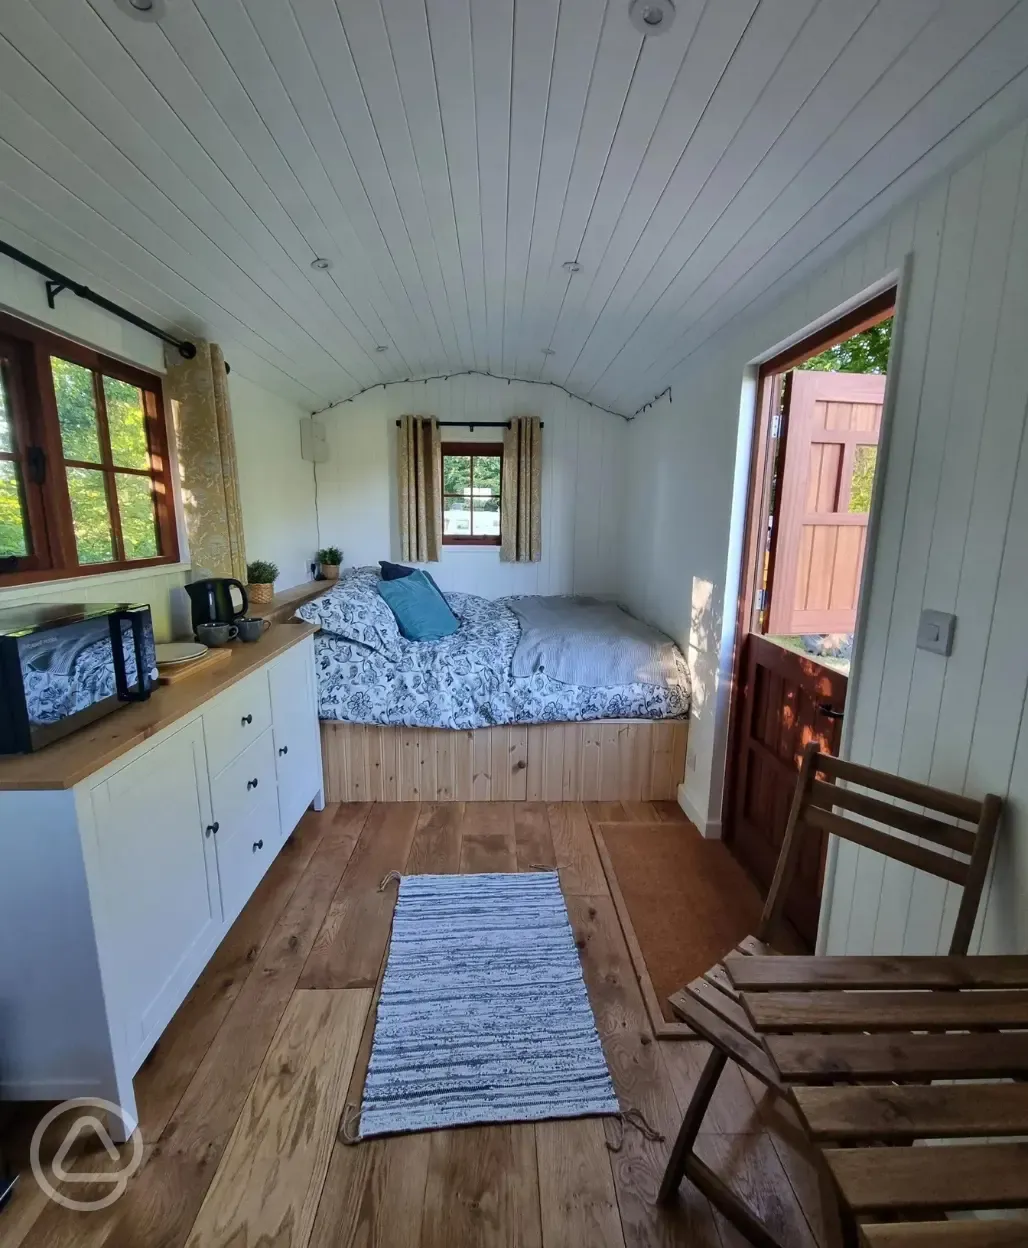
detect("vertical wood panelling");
top-left (319, 721), bottom-right (687, 803)
top-left (622, 115), bottom-right (1028, 959)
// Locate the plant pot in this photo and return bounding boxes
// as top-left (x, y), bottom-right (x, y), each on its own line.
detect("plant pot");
top-left (319, 564), bottom-right (341, 580)
top-left (247, 581), bottom-right (275, 605)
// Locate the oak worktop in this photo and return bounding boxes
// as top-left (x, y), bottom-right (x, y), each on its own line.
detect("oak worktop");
top-left (0, 621), bottom-right (319, 791)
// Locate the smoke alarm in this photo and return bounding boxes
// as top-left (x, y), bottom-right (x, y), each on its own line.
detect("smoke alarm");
top-left (629, 0), bottom-right (675, 35)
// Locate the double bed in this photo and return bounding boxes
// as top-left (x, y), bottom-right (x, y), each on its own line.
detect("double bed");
top-left (297, 567), bottom-right (690, 803)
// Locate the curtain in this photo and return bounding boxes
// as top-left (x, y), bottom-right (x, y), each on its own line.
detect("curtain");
top-left (501, 416), bottom-right (542, 563)
top-left (397, 414), bottom-right (442, 562)
top-left (165, 340), bottom-right (247, 581)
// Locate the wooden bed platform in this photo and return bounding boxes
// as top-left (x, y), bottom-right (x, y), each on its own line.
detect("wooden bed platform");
top-left (320, 719), bottom-right (688, 803)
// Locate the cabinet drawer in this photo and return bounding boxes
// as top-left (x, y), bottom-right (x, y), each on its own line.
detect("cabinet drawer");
top-left (215, 796), bottom-right (281, 927)
top-left (210, 728), bottom-right (276, 834)
top-left (204, 670), bottom-right (272, 776)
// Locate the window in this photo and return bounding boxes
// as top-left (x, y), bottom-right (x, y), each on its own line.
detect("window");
top-left (441, 442), bottom-right (502, 545)
top-left (0, 311), bottom-right (178, 585)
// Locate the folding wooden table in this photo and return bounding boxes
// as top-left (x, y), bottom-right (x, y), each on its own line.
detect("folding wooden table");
top-left (660, 953), bottom-right (1028, 1247)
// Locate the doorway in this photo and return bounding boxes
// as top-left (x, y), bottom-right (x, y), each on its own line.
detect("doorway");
top-left (723, 290), bottom-right (896, 947)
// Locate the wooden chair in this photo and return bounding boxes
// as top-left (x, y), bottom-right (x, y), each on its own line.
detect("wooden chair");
top-left (658, 742), bottom-right (1003, 1239)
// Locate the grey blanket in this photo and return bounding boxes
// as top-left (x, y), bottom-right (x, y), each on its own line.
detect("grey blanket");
top-left (507, 596), bottom-right (684, 688)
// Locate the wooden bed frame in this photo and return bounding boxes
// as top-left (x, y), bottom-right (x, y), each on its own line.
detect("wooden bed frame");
top-left (320, 719), bottom-right (688, 803)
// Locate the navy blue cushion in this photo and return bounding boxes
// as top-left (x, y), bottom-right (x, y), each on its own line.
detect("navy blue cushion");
top-left (379, 560), bottom-right (444, 600)
top-left (377, 570), bottom-right (459, 641)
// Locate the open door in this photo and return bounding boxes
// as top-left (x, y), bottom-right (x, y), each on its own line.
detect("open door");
top-left (723, 292), bottom-right (894, 947)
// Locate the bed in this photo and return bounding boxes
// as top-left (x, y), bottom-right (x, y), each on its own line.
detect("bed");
top-left (297, 567), bottom-right (691, 803)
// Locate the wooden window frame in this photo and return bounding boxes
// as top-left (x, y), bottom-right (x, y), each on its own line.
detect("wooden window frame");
top-left (441, 440), bottom-right (503, 547)
top-left (0, 308), bottom-right (179, 587)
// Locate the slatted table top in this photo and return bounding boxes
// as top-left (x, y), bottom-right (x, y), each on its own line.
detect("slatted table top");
top-left (724, 954), bottom-right (1028, 1246)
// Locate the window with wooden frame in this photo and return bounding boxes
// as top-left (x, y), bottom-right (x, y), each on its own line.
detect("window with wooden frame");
top-left (441, 442), bottom-right (502, 546)
top-left (0, 312), bottom-right (178, 586)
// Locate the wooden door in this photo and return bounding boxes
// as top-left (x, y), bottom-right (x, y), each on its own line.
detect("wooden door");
top-left (725, 635), bottom-right (847, 946)
top-left (767, 371), bottom-right (885, 636)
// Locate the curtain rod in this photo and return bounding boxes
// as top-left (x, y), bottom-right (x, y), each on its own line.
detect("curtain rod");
top-left (393, 419), bottom-right (543, 429)
top-left (0, 238), bottom-right (197, 359)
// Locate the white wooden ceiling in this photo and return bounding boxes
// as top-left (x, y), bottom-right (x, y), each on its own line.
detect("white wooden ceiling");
top-left (2, 0), bottom-right (1028, 416)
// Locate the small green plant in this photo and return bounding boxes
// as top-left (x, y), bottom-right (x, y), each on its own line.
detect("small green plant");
top-left (317, 546), bottom-right (343, 565)
top-left (246, 559), bottom-right (278, 584)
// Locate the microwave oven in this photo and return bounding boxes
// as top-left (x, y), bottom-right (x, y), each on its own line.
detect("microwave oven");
top-left (0, 602), bottom-right (157, 754)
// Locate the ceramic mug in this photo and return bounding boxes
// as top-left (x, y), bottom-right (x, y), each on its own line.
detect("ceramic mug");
top-left (237, 617), bottom-right (272, 643)
top-left (195, 622), bottom-right (238, 647)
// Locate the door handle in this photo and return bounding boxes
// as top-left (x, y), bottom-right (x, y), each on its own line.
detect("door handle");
top-left (817, 703), bottom-right (845, 720)
top-left (252, 839), bottom-right (264, 853)
top-left (278, 745), bottom-right (288, 756)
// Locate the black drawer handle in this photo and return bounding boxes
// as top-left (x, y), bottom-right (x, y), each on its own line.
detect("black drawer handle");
top-left (252, 839), bottom-right (264, 853)
top-left (817, 703), bottom-right (845, 721)
top-left (205, 821), bottom-right (219, 838)
top-left (278, 744), bottom-right (288, 756)
top-left (241, 713), bottom-right (253, 726)
top-left (247, 777), bottom-right (259, 790)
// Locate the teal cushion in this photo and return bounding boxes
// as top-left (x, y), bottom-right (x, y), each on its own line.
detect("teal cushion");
top-left (377, 570), bottom-right (459, 641)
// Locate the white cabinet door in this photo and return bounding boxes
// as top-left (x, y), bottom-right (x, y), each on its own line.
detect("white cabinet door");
top-left (269, 639), bottom-right (321, 838)
top-left (90, 719), bottom-right (222, 1064)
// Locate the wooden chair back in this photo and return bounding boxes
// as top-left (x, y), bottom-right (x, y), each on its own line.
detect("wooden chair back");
top-left (758, 742), bottom-right (1003, 955)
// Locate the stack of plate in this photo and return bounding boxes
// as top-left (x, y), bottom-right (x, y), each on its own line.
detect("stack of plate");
top-left (155, 641), bottom-right (208, 667)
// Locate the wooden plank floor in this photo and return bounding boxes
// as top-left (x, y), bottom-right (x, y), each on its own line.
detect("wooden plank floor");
top-left (5, 801), bottom-right (829, 1248)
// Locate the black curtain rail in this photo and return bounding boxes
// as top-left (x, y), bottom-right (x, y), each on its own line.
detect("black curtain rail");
top-left (0, 238), bottom-right (197, 360)
top-left (394, 419), bottom-right (543, 429)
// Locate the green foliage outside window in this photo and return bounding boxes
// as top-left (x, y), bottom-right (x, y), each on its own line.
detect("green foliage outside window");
top-left (799, 318), bottom-right (892, 374)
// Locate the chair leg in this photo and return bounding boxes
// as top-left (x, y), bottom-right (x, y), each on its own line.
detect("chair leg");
top-left (658, 1048), bottom-right (728, 1204)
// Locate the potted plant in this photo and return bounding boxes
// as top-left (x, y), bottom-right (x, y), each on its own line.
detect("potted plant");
top-left (316, 546), bottom-right (343, 580)
top-left (246, 559), bottom-right (278, 605)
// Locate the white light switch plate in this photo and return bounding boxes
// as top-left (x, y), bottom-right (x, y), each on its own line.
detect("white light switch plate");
top-left (917, 608), bottom-right (956, 656)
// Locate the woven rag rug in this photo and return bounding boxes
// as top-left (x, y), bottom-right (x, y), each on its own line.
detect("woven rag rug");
top-left (355, 871), bottom-right (619, 1138)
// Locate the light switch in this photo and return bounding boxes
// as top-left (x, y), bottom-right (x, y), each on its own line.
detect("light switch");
top-left (917, 609), bottom-right (956, 656)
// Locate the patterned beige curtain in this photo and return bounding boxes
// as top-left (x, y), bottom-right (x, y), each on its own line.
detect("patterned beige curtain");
top-left (501, 416), bottom-right (542, 563)
top-left (397, 414), bottom-right (442, 562)
top-left (165, 340), bottom-right (247, 581)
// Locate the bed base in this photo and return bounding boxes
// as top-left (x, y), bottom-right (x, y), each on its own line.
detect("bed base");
top-left (320, 720), bottom-right (688, 803)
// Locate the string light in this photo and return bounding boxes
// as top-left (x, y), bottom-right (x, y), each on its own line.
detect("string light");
top-left (310, 369), bottom-right (671, 423)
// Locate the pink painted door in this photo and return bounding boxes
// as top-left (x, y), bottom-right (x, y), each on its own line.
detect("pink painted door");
top-left (767, 370), bottom-right (886, 636)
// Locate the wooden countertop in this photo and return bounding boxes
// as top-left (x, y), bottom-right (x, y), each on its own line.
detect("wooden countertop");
top-left (250, 580), bottom-right (330, 623)
top-left (0, 621), bottom-right (319, 792)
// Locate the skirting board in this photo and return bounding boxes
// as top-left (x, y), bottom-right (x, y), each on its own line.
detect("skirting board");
top-left (321, 719), bottom-right (688, 803)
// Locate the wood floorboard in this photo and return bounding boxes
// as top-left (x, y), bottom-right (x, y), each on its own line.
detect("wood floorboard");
top-left (10, 801), bottom-right (825, 1248)
top-left (299, 803), bottom-right (420, 989)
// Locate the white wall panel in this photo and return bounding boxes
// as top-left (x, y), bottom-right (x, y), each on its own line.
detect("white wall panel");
top-left (314, 375), bottom-right (626, 598)
top-left (620, 116), bottom-right (1028, 956)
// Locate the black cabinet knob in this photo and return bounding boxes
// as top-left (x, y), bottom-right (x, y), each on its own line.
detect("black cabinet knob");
top-left (252, 839), bottom-right (264, 853)
top-left (278, 745), bottom-right (288, 756)
top-left (205, 821), bottom-right (219, 838)
top-left (247, 777), bottom-right (259, 790)
top-left (241, 713), bottom-right (253, 726)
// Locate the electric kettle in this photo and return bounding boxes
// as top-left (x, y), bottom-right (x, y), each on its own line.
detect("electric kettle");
top-left (184, 578), bottom-right (249, 634)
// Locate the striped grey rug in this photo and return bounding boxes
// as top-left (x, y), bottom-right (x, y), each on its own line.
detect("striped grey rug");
top-left (357, 871), bottom-right (619, 1137)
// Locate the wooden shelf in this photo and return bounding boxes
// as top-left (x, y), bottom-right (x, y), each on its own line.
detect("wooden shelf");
top-left (249, 580), bottom-right (332, 623)
top-left (0, 621), bottom-right (318, 791)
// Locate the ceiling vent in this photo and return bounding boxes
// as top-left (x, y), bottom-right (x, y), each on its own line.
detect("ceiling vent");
top-left (628, 0), bottom-right (675, 36)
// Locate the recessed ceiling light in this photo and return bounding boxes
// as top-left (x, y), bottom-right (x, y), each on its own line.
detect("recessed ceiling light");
top-left (562, 260), bottom-right (582, 274)
top-left (628, 0), bottom-right (675, 35)
top-left (310, 257), bottom-right (332, 271)
top-left (375, 344), bottom-right (389, 352)
top-left (541, 348), bottom-right (556, 356)
top-left (114, 0), bottom-right (165, 19)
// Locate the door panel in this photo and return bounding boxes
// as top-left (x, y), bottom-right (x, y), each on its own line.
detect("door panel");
top-left (725, 635), bottom-right (847, 946)
top-left (768, 371), bottom-right (885, 636)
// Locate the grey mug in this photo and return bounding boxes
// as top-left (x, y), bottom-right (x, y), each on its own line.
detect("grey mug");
top-left (237, 617), bottom-right (272, 643)
top-left (195, 622), bottom-right (238, 647)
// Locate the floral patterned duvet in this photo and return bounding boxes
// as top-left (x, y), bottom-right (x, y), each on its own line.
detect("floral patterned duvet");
top-left (295, 567), bottom-right (691, 729)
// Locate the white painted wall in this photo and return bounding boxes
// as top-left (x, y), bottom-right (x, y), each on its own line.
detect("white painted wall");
top-left (315, 373), bottom-right (627, 598)
top-left (621, 116), bottom-right (1028, 956)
